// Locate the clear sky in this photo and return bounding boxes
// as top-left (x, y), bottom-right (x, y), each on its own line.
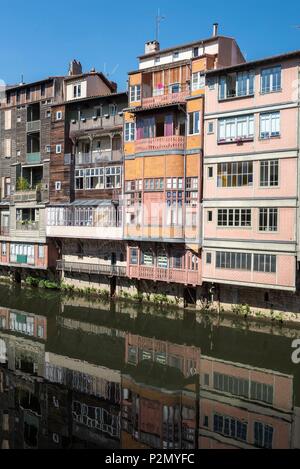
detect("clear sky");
top-left (0, 0), bottom-right (299, 90)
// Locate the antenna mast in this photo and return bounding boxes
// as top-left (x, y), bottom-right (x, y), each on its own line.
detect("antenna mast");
top-left (156, 8), bottom-right (165, 42)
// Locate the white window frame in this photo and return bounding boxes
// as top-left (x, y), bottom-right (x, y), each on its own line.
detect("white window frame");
top-left (188, 111), bottom-right (200, 135)
top-left (260, 112), bottom-right (280, 139)
top-left (56, 111), bottom-right (63, 121)
top-left (56, 144), bottom-right (62, 154)
top-left (192, 72), bottom-right (205, 91)
top-left (129, 85), bottom-right (141, 103)
top-left (55, 181), bottom-right (62, 192)
top-left (261, 66), bottom-right (281, 94)
top-left (125, 122), bottom-right (135, 142)
top-left (218, 115), bottom-right (254, 143)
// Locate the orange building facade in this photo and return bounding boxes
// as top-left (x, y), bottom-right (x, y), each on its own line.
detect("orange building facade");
top-left (124, 33), bottom-right (245, 304)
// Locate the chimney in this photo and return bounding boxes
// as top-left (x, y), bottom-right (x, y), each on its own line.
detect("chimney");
top-left (69, 60), bottom-right (83, 76)
top-left (144, 40), bottom-right (160, 55)
top-left (213, 23), bottom-right (219, 37)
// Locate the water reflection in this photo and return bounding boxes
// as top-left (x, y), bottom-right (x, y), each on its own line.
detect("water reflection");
top-left (0, 284), bottom-right (299, 449)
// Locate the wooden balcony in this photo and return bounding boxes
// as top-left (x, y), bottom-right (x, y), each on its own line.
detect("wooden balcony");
top-left (75, 149), bottom-right (122, 165)
top-left (26, 120), bottom-right (41, 133)
top-left (70, 115), bottom-right (123, 136)
top-left (142, 90), bottom-right (189, 109)
top-left (13, 189), bottom-right (40, 203)
top-left (128, 265), bottom-right (201, 286)
top-left (135, 136), bottom-right (185, 153)
top-left (57, 260), bottom-right (127, 277)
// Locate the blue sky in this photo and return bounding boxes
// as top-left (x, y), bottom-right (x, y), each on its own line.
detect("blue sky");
top-left (0, 0), bottom-right (299, 90)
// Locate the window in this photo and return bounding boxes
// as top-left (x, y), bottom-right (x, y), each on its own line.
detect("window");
top-left (213, 414), bottom-right (247, 442)
top-left (261, 66), bottom-right (281, 94)
top-left (109, 104), bottom-right (117, 116)
top-left (4, 139), bottom-right (11, 158)
top-left (75, 169), bottom-right (84, 190)
top-left (166, 191), bottom-right (183, 226)
top-left (260, 112), bottom-right (280, 139)
top-left (86, 168), bottom-right (104, 190)
top-left (130, 85), bottom-right (141, 103)
top-left (173, 252), bottom-right (184, 269)
top-left (167, 178), bottom-right (183, 190)
top-left (251, 382), bottom-right (273, 405)
top-left (188, 111), bottom-right (200, 135)
top-left (206, 252), bottom-right (212, 264)
top-left (216, 252), bottom-right (252, 270)
top-left (141, 252), bottom-right (154, 266)
top-left (41, 83), bottom-right (46, 97)
top-left (207, 211), bottom-right (213, 222)
top-left (193, 47), bottom-right (199, 58)
top-left (186, 177), bottom-right (198, 190)
top-left (217, 162), bottom-right (253, 187)
top-left (253, 254), bottom-right (276, 273)
top-left (73, 84), bottom-right (81, 98)
top-left (105, 166), bottom-right (121, 189)
top-left (46, 110), bottom-right (51, 118)
top-left (260, 160), bottom-right (279, 187)
top-left (254, 422), bottom-right (273, 449)
top-left (46, 145), bottom-right (51, 153)
top-left (56, 111), bottom-right (63, 121)
top-left (55, 181), bottom-right (62, 191)
top-left (169, 83), bottom-right (181, 94)
top-left (144, 178), bottom-right (164, 191)
top-left (173, 51), bottom-right (179, 60)
top-left (219, 115), bottom-right (254, 142)
top-left (218, 209), bottom-right (252, 227)
top-left (208, 122), bottom-right (214, 134)
top-left (219, 71), bottom-right (254, 100)
top-left (125, 122), bottom-right (135, 142)
top-left (157, 252), bottom-right (168, 269)
top-left (192, 72), bottom-right (205, 91)
top-left (214, 373), bottom-right (249, 398)
top-left (259, 208), bottom-right (278, 232)
top-left (154, 57), bottom-right (160, 65)
top-left (2, 242), bottom-right (7, 256)
top-left (4, 177), bottom-right (11, 197)
top-left (56, 144), bottom-right (62, 154)
top-left (208, 167), bottom-right (213, 178)
top-left (38, 245), bottom-right (44, 259)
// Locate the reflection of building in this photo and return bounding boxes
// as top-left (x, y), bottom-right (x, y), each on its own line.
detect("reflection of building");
top-left (122, 333), bottom-right (200, 449)
top-left (199, 356), bottom-right (294, 449)
top-left (0, 307), bottom-right (47, 340)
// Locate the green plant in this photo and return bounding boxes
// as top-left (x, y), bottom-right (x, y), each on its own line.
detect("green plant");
top-left (16, 177), bottom-right (30, 191)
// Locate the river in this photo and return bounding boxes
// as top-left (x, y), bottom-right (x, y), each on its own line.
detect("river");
top-left (0, 282), bottom-right (299, 449)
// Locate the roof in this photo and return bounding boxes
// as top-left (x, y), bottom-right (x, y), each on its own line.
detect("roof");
top-left (6, 76), bottom-right (65, 92)
top-left (64, 72), bottom-right (117, 92)
top-left (59, 91), bottom-right (127, 107)
top-left (206, 49), bottom-right (300, 76)
top-left (138, 35), bottom-right (231, 60)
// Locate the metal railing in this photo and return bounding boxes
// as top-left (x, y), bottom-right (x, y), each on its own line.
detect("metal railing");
top-left (57, 260), bottom-right (127, 277)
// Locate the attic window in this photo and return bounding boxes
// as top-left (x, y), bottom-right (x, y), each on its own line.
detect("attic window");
top-left (173, 51), bottom-right (179, 60)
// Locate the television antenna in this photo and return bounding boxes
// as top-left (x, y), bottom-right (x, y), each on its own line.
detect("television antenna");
top-left (156, 8), bottom-right (166, 42)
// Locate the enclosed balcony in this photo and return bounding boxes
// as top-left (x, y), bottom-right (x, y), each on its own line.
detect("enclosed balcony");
top-left (75, 135), bottom-right (122, 165)
top-left (16, 208), bottom-right (39, 232)
top-left (26, 132), bottom-right (41, 164)
top-left (219, 71), bottom-right (255, 101)
top-left (135, 112), bottom-right (186, 153)
top-left (47, 202), bottom-right (123, 240)
top-left (26, 103), bottom-right (41, 132)
top-left (141, 66), bottom-right (190, 109)
top-left (13, 166), bottom-right (43, 203)
top-left (70, 113), bottom-right (123, 136)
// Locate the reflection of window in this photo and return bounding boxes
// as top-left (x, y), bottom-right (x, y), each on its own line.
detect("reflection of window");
top-left (166, 191), bottom-right (183, 226)
top-left (214, 414), bottom-right (247, 442)
top-left (253, 254), bottom-right (276, 273)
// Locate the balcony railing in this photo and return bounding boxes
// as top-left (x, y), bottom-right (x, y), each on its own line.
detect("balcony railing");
top-left (135, 135), bottom-right (185, 153)
top-left (75, 149), bottom-right (122, 165)
top-left (26, 120), bottom-right (41, 133)
top-left (142, 86), bottom-right (189, 109)
top-left (57, 260), bottom-right (127, 277)
top-left (13, 189), bottom-right (41, 203)
top-left (16, 221), bottom-right (39, 231)
top-left (26, 152), bottom-right (41, 164)
top-left (10, 254), bottom-right (35, 266)
top-left (70, 115), bottom-right (123, 134)
top-left (128, 265), bottom-right (200, 286)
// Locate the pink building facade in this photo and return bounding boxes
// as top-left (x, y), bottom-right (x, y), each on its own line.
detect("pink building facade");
top-left (202, 52), bottom-right (300, 295)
